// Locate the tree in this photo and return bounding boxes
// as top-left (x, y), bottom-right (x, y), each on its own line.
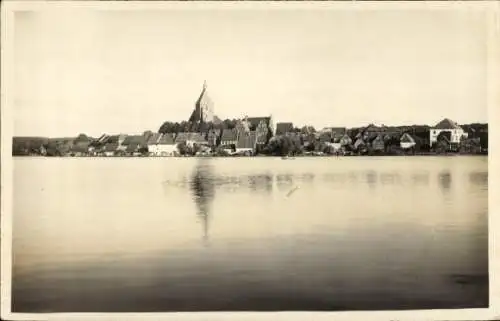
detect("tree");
top-left (263, 135), bottom-right (302, 156)
top-left (138, 146), bottom-right (149, 155)
top-left (301, 126), bottom-right (316, 134)
top-left (177, 142), bottom-right (193, 156)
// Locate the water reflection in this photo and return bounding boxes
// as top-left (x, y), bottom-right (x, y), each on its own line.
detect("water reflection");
top-left (438, 171), bottom-right (452, 191)
top-left (411, 172), bottom-right (430, 186)
top-left (380, 172), bottom-right (401, 185)
top-left (365, 171), bottom-right (378, 189)
top-left (469, 172), bottom-right (488, 187)
top-left (247, 173), bottom-right (273, 193)
top-left (189, 159), bottom-right (215, 245)
top-left (276, 174), bottom-right (294, 191)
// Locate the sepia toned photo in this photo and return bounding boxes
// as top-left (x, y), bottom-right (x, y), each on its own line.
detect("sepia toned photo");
top-left (1, 1), bottom-right (498, 320)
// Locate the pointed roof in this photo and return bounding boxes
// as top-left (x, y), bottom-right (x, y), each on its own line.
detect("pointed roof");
top-left (221, 128), bottom-right (238, 142)
top-left (400, 133), bottom-right (416, 144)
top-left (433, 118), bottom-right (462, 130)
top-left (236, 131), bottom-right (257, 150)
top-left (195, 81), bottom-right (213, 110)
top-left (158, 133), bottom-right (176, 145)
top-left (188, 82), bottom-right (222, 124)
top-left (146, 133), bottom-right (162, 145)
top-left (247, 116), bottom-right (271, 130)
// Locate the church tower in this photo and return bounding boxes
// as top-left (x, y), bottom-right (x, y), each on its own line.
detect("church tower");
top-left (188, 81), bottom-right (215, 124)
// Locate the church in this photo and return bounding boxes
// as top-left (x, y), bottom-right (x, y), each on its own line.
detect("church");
top-left (188, 81), bottom-right (221, 125)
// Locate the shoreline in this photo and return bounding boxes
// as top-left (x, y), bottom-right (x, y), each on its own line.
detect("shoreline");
top-left (12, 153), bottom-right (488, 159)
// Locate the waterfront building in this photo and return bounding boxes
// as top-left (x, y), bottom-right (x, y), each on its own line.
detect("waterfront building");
top-left (246, 115), bottom-right (275, 138)
top-left (339, 134), bottom-right (352, 147)
top-left (275, 122), bottom-right (294, 136)
top-left (429, 118), bottom-right (467, 146)
top-left (235, 131), bottom-right (258, 155)
top-left (220, 128), bottom-right (238, 149)
top-left (400, 133), bottom-right (417, 150)
top-left (147, 133), bottom-right (177, 156)
top-left (206, 129), bottom-right (221, 148)
top-left (175, 132), bottom-right (207, 148)
top-left (370, 134), bottom-right (385, 152)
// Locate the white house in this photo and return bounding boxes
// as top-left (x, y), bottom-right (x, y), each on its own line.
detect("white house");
top-left (430, 118), bottom-right (467, 146)
top-left (148, 133), bottom-right (177, 156)
top-left (400, 133), bottom-right (416, 149)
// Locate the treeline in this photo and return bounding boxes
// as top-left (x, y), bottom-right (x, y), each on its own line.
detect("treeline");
top-left (158, 119), bottom-right (304, 134)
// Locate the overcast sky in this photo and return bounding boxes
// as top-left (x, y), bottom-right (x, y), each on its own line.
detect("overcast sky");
top-left (13, 6), bottom-right (489, 137)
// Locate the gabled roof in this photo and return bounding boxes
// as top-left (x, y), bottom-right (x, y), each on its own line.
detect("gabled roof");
top-left (236, 131), bottom-right (257, 149)
top-left (71, 143), bottom-right (89, 153)
top-left (122, 135), bottom-right (145, 146)
top-left (433, 118), bottom-right (462, 130)
top-left (158, 133), bottom-right (176, 145)
top-left (369, 134), bottom-right (384, 144)
top-left (400, 133), bottom-right (416, 144)
top-left (175, 132), bottom-right (207, 143)
top-left (106, 135), bottom-right (120, 144)
top-left (354, 139), bottom-right (365, 150)
top-left (146, 133), bottom-right (162, 145)
top-left (220, 128), bottom-right (238, 142)
top-left (247, 117), bottom-right (271, 130)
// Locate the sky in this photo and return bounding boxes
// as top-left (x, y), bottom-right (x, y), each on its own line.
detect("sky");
top-left (12, 6), bottom-right (489, 137)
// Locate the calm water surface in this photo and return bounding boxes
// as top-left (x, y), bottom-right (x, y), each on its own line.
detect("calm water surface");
top-left (12, 156), bottom-right (488, 311)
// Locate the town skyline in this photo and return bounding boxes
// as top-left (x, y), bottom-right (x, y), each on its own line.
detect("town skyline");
top-left (13, 7), bottom-right (488, 137)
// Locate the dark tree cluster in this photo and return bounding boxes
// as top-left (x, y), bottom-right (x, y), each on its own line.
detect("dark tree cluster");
top-left (158, 119), bottom-right (239, 134)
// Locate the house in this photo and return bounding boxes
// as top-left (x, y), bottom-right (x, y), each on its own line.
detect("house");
top-left (275, 122), bottom-right (294, 136)
top-left (147, 133), bottom-right (177, 156)
top-left (116, 134), bottom-right (129, 152)
top-left (174, 132), bottom-right (207, 147)
top-left (207, 129), bottom-right (221, 147)
top-left (400, 133), bottom-right (416, 150)
top-left (220, 128), bottom-right (238, 149)
top-left (103, 143), bottom-right (118, 156)
top-left (339, 134), bottom-right (352, 147)
top-left (370, 134), bottom-right (385, 152)
top-left (70, 135), bottom-right (91, 156)
top-left (434, 131), bottom-right (459, 153)
top-left (319, 132), bottom-right (333, 144)
top-left (235, 118), bottom-right (251, 135)
top-left (121, 135), bottom-right (146, 155)
top-left (331, 127), bottom-right (347, 140)
top-left (460, 137), bottom-right (482, 154)
top-left (246, 115), bottom-right (275, 137)
top-left (430, 118), bottom-right (467, 146)
top-left (354, 137), bottom-right (367, 153)
top-left (156, 133), bottom-right (177, 156)
top-left (235, 131), bottom-right (258, 155)
top-left (363, 124), bottom-right (385, 139)
top-left (70, 143), bottom-right (90, 156)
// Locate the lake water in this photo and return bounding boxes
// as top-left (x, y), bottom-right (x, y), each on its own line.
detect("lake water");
top-left (12, 156), bottom-right (488, 312)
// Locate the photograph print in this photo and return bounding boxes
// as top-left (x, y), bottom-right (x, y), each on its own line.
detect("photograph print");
top-left (3, 1), bottom-right (493, 317)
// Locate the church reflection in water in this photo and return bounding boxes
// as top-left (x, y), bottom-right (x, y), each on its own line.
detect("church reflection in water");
top-left (189, 159), bottom-right (216, 245)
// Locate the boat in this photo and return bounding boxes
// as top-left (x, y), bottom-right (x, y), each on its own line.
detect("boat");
top-left (281, 155), bottom-right (295, 160)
